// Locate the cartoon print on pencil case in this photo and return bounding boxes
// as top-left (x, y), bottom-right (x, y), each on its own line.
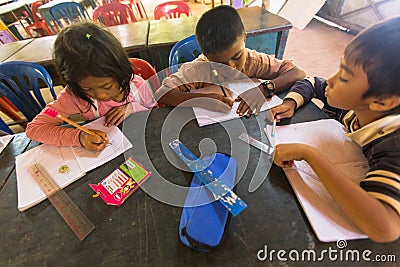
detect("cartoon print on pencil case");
top-left (120, 178), bottom-right (136, 194)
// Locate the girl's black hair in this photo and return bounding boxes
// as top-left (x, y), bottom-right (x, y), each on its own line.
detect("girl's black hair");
top-left (53, 21), bottom-right (133, 109)
top-left (195, 5), bottom-right (245, 55)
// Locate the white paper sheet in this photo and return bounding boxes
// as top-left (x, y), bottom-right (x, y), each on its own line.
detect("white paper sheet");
top-left (71, 117), bottom-right (132, 173)
top-left (193, 89), bottom-right (282, 127)
top-left (0, 134), bottom-right (14, 154)
top-left (16, 145), bottom-right (85, 211)
top-left (16, 117), bottom-right (132, 211)
top-left (272, 119), bottom-right (369, 242)
top-left (192, 79), bottom-right (283, 127)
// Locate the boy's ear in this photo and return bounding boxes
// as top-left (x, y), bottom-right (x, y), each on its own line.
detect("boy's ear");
top-left (369, 95), bottom-right (400, 111)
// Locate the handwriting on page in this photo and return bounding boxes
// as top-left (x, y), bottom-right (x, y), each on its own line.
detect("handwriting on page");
top-left (72, 117), bottom-right (132, 173)
top-left (193, 95), bottom-right (283, 127)
top-left (274, 119), bottom-right (369, 242)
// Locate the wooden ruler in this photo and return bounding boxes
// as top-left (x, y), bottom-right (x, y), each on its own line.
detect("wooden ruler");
top-left (28, 163), bottom-right (95, 241)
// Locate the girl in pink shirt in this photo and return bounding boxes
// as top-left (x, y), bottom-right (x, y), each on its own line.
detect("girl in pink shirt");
top-left (26, 22), bottom-right (156, 151)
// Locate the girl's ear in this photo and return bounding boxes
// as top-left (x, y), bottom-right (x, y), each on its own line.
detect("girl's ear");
top-left (369, 95), bottom-right (400, 112)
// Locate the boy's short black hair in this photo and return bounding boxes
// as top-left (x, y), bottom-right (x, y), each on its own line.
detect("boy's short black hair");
top-left (53, 21), bottom-right (133, 108)
top-left (344, 17), bottom-right (400, 100)
top-left (195, 5), bottom-right (245, 55)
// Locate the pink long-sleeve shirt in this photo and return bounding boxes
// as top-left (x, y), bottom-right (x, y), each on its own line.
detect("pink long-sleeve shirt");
top-left (26, 75), bottom-right (156, 147)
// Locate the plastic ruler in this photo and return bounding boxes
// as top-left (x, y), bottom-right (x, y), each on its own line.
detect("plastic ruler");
top-left (28, 163), bottom-right (95, 241)
top-left (169, 140), bottom-right (247, 216)
top-left (239, 133), bottom-right (293, 165)
top-left (238, 133), bottom-right (274, 154)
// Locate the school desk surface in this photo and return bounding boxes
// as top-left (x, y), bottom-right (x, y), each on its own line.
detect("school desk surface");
top-left (0, 100), bottom-right (398, 266)
top-left (147, 6), bottom-right (292, 71)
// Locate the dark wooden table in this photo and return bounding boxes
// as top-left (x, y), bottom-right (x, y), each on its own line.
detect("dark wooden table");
top-left (5, 35), bottom-right (57, 66)
top-left (147, 15), bottom-right (200, 71)
top-left (0, 133), bottom-right (38, 190)
top-left (6, 21), bottom-right (150, 65)
top-left (1, 102), bottom-right (398, 266)
top-left (238, 6), bottom-right (292, 60)
top-left (0, 38), bottom-right (33, 62)
top-left (5, 35), bottom-right (62, 85)
top-left (108, 20), bottom-right (149, 59)
top-left (147, 6), bottom-right (292, 71)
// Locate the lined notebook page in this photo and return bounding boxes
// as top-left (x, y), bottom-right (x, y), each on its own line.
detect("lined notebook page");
top-left (273, 119), bottom-right (369, 242)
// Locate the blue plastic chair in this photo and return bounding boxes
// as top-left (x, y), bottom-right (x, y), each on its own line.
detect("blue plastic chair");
top-left (0, 117), bottom-right (13, 135)
top-left (50, 2), bottom-right (89, 28)
top-left (168, 35), bottom-right (202, 74)
top-left (0, 61), bottom-right (56, 122)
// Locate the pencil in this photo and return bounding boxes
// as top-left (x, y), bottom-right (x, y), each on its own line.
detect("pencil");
top-left (211, 69), bottom-right (227, 97)
top-left (43, 107), bottom-right (107, 142)
top-left (271, 118), bottom-right (277, 138)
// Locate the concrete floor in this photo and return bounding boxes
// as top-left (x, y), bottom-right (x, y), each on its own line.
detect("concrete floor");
top-left (2, 2), bottom-right (355, 133)
top-left (284, 19), bottom-right (354, 78)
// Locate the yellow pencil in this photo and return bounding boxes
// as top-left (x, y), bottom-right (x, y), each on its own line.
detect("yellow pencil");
top-left (43, 107), bottom-right (107, 143)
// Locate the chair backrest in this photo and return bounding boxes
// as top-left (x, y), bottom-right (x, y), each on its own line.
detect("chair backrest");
top-left (0, 117), bottom-right (13, 135)
top-left (0, 61), bottom-right (56, 122)
top-left (30, 0), bottom-right (45, 23)
top-left (50, 2), bottom-right (88, 28)
top-left (101, 0), bottom-right (147, 20)
top-left (154, 1), bottom-right (192, 20)
top-left (129, 58), bottom-right (160, 91)
top-left (93, 2), bottom-right (136, 26)
top-left (168, 35), bottom-right (201, 74)
top-left (129, 0), bottom-right (148, 20)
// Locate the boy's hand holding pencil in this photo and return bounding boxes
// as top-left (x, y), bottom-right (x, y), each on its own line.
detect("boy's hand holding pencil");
top-left (192, 84), bottom-right (234, 113)
top-left (43, 107), bottom-right (109, 151)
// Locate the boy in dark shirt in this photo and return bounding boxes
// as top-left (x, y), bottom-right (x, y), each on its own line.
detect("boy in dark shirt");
top-left (272, 17), bottom-right (400, 242)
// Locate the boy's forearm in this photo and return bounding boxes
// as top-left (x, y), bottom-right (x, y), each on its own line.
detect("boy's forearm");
top-left (304, 150), bottom-right (400, 242)
top-left (272, 66), bottom-right (306, 93)
top-left (158, 88), bottom-right (206, 107)
top-left (283, 77), bottom-right (319, 110)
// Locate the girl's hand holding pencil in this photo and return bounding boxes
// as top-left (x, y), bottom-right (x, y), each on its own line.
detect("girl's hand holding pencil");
top-left (43, 107), bottom-right (109, 151)
top-left (79, 129), bottom-right (108, 151)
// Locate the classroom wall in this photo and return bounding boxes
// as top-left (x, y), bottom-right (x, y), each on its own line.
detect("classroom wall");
top-left (318, 0), bottom-right (400, 33)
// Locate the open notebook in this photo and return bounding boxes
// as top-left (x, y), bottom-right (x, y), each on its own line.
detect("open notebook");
top-left (16, 117), bottom-right (132, 211)
top-left (267, 119), bottom-right (369, 242)
top-left (193, 80), bottom-right (283, 127)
